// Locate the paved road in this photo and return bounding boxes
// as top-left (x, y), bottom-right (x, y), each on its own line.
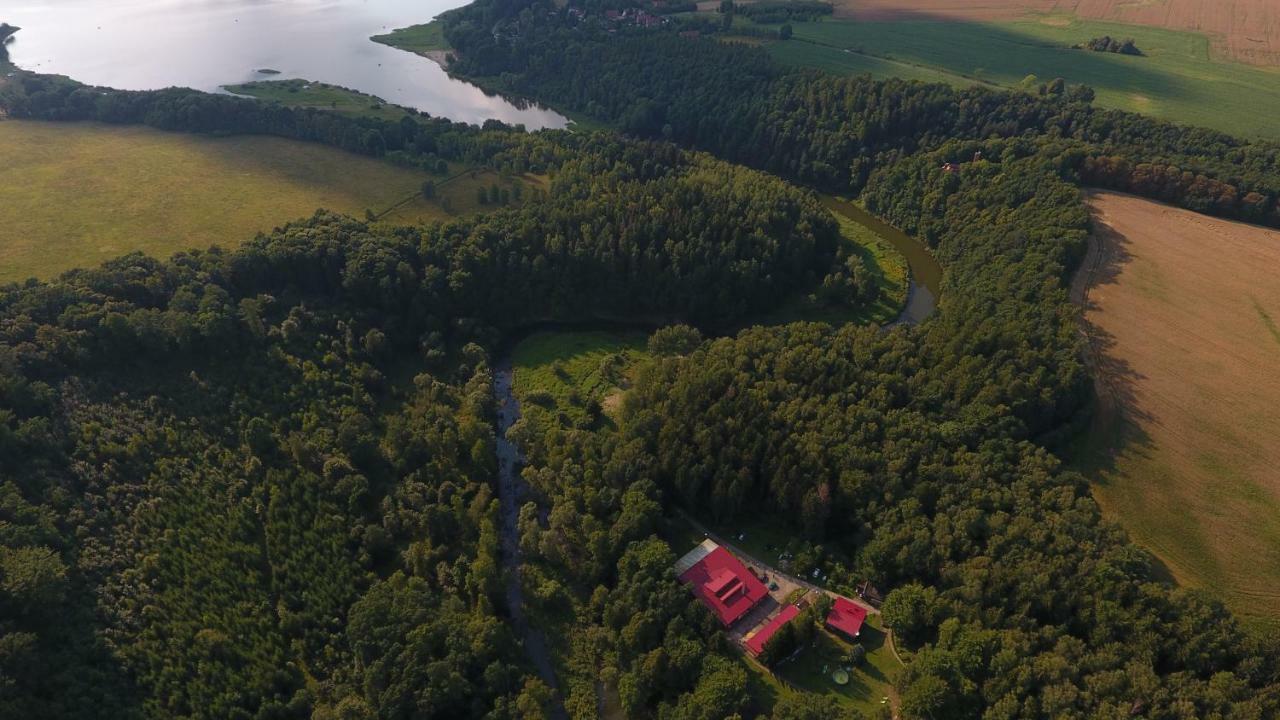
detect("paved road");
top-left (494, 360), bottom-right (567, 719)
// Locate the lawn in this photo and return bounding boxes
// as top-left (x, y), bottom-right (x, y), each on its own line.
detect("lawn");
top-left (780, 621), bottom-right (898, 715)
top-left (749, 204), bottom-right (910, 328)
top-left (0, 120), bottom-right (441, 282)
top-left (747, 621), bottom-right (899, 717)
top-left (224, 79), bottom-right (416, 122)
top-left (767, 15), bottom-right (1280, 140)
top-left (511, 330), bottom-right (652, 433)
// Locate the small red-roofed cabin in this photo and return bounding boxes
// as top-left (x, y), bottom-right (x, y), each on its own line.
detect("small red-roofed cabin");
top-left (745, 604), bottom-right (799, 657)
top-left (826, 596), bottom-right (868, 640)
top-left (676, 542), bottom-right (768, 626)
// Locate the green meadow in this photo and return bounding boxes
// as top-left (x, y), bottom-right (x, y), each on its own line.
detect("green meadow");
top-left (371, 20), bottom-right (451, 55)
top-left (225, 79), bottom-right (417, 121)
top-left (768, 15), bottom-right (1280, 140)
top-left (0, 120), bottom-right (541, 282)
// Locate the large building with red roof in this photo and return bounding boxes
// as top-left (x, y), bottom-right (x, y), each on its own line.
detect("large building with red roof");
top-left (825, 596), bottom-right (868, 640)
top-left (674, 540), bottom-right (768, 627)
top-left (744, 604), bottom-right (799, 657)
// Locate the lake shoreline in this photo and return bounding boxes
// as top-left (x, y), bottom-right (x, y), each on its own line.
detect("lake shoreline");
top-left (1, 0), bottom-right (568, 128)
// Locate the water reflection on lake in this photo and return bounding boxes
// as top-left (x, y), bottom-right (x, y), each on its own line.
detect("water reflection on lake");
top-left (3, 0), bottom-right (568, 129)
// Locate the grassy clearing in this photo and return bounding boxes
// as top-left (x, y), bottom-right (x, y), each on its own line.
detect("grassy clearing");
top-left (224, 79), bottom-right (415, 121)
top-left (381, 169), bottom-right (547, 224)
top-left (1073, 192), bottom-right (1280, 631)
top-left (511, 330), bottom-right (651, 434)
top-left (768, 15), bottom-right (1280, 139)
top-left (751, 207), bottom-right (909, 327)
top-left (371, 21), bottom-right (451, 55)
top-left (0, 120), bottom-right (437, 282)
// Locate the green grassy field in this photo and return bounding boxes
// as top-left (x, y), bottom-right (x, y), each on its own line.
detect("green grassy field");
top-left (0, 121), bottom-right (537, 282)
top-left (767, 15), bottom-right (1280, 140)
top-left (511, 330), bottom-right (651, 434)
top-left (224, 79), bottom-right (417, 121)
top-left (371, 20), bottom-right (451, 55)
top-left (770, 621), bottom-right (899, 716)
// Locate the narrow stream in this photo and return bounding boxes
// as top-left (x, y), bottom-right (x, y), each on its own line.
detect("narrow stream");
top-left (493, 360), bottom-right (567, 718)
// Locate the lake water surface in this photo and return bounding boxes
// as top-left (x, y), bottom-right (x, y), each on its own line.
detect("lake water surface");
top-left (3, 0), bottom-right (567, 128)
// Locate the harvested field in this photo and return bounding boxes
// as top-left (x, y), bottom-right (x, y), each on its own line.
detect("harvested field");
top-left (1075, 191), bottom-right (1280, 628)
top-left (842, 1), bottom-right (1280, 65)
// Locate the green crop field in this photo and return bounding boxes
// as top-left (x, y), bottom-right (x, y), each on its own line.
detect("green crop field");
top-left (767, 15), bottom-right (1280, 140)
top-left (0, 121), bottom-right (527, 282)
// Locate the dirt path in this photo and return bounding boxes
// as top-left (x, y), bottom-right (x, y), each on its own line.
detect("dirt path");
top-left (494, 360), bottom-right (567, 718)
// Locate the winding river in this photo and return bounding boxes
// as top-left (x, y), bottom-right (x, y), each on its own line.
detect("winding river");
top-left (2, 0), bottom-right (567, 128)
top-left (822, 196), bottom-right (942, 325)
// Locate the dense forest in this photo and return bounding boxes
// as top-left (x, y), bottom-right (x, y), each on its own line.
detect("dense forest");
top-left (438, 0), bottom-right (1280, 227)
top-left (0, 131), bottom-right (842, 718)
top-left (508, 138), bottom-right (1280, 719)
top-left (430, 2), bottom-right (1279, 718)
top-left (4, 1), bottom-right (1280, 717)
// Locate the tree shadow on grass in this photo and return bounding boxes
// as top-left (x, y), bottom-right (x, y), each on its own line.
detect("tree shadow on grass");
top-left (1069, 199), bottom-right (1181, 587)
top-left (795, 9), bottom-right (1193, 105)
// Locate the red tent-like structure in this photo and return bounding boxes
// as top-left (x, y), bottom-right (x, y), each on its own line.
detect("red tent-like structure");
top-left (825, 596), bottom-right (868, 639)
top-left (677, 546), bottom-right (768, 626)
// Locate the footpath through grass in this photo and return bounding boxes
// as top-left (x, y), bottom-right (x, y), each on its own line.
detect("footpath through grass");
top-left (768, 15), bottom-right (1280, 140)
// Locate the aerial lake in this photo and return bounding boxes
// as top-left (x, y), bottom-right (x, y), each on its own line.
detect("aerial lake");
top-left (3, 0), bottom-right (568, 129)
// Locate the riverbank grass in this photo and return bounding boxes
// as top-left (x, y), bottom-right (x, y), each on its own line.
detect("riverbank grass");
top-left (371, 21), bottom-right (451, 55)
top-left (224, 79), bottom-right (416, 121)
top-left (752, 209), bottom-right (909, 327)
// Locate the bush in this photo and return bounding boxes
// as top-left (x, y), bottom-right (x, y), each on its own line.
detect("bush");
top-left (648, 324), bottom-right (703, 356)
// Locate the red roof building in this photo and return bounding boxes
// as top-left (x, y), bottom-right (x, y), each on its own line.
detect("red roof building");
top-left (677, 544), bottom-right (768, 627)
top-left (825, 596), bottom-right (868, 639)
top-left (745, 604), bottom-right (799, 656)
